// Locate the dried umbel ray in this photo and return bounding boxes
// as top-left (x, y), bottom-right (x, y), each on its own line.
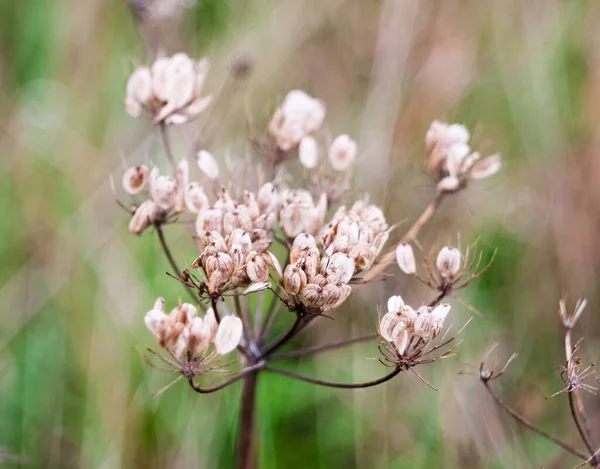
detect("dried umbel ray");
top-left (475, 299), bottom-right (600, 468)
top-left (115, 50), bottom-right (502, 468)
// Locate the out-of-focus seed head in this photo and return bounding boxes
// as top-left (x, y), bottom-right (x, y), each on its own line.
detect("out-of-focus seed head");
top-left (122, 165), bottom-right (150, 194)
top-left (436, 246), bottom-right (462, 278)
top-left (214, 316), bottom-right (243, 354)
top-left (328, 134), bottom-right (357, 171)
top-left (196, 208), bottom-right (224, 234)
top-left (395, 243), bottom-right (416, 274)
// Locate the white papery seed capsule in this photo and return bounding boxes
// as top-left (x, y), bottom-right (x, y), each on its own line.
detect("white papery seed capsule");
top-left (189, 317), bottom-right (212, 354)
top-left (395, 244), bottom-right (416, 274)
top-left (129, 200), bottom-right (161, 235)
top-left (214, 316), bottom-right (243, 354)
top-left (184, 182), bottom-right (209, 214)
top-left (301, 283), bottom-right (326, 307)
top-left (379, 312), bottom-right (401, 342)
top-left (436, 246), bottom-right (462, 278)
top-left (197, 150), bottom-right (220, 180)
top-left (387, 295), bottom-right (404, 313)
top-left (246, 251), bottom-right (269, 283)
top-left (283, 263), bottom-right (307, 295)
top-left (328, 134), bottom-right (357, 171)
top-left (299, 135), bottom-right (319, 169)
top-left (392, 325), bottom-right (410, 356)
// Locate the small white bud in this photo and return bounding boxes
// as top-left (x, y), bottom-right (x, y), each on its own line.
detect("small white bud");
top-left (436, 246), bottom-right (462, 278)
top-left (214, 316), bottom-right (243, 354)
top-left (299, 135), bottom-right (319, 168)
top-left (395, 244), bottom-right (416, 274)
top-left (196, 150), bottom-right (220, 180)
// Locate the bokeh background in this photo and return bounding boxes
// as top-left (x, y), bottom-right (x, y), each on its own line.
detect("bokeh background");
top-left (1, 0), bottom-right (600, 467)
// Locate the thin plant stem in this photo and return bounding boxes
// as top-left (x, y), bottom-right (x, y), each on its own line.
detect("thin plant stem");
top-left (155, 224), bottom-right (199, 304)
top-left (481, 380), bottom-right (588, 461)
top-left (186, 362), bottom-right (264, 394)
top-left (258, 294), bottom-right (285, 345)
top-left (259, 316), bottom-right (302, 358)
top-left (268, 333), bottom-right (378, 362)
top-left (158, 122), bottom-right (177, 172)
top-left (565, 328), bottom-right (600, 466)
top-left (362, 191), bottom-right (446, 282)
top-left (264, 365), bottom-right (401, 389)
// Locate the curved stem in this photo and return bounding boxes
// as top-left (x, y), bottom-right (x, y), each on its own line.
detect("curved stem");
top-left (259, 316), bottom-right (302, 358)
top-left (569, 391), bottom-right (600, 466)
top-left (264, 365), bottom-right (401, 389)
top-left (155, 224), bottom-right (198, 304)
top-left (186, 363), bottom-right (264, 394)
top-left (269, 333), bottom-right (378, 362)
top-left (362, 191), bottom-right (446, 283)
top-left (158, 122), bottom-right (177, 172)
top-left (482, 380), bottom-right (588, 461)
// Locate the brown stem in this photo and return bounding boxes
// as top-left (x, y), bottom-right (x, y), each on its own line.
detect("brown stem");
top-left (482, 379), bottom-right (588, 461)
top-left (362, 191), bottom-right (446, 283)
top-left (268, 333), bottom-right (378, 362)
top-left (565, 329), bottom-right (600, 466)
top-left (264, 365), bottom-right (401, 389)
top-left (236, 367), bottom-right (260, 469)
top-left (569, 390), bottom-right (600, 466)
top-left (186, 362), bottom-right (264, 394)
top-left (259, 316), bottom-right (302, 359)
top-left (155, 224), bottom-right (198, 304)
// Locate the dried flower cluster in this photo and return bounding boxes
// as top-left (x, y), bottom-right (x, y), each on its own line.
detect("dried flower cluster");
top-left (426, 120), bottom-right (501, 192)
top-left (378, 296), bottom-right (452, 367)
top-left (144, 298), bottom-right (242, 357)
top-left (125, 53), bottom-right (211, 124)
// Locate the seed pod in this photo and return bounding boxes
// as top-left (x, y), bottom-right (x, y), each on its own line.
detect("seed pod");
top-left (301, 251), bottom-right (319, 282)
top-left (196, 150), bottom-right (220, 180)
top-left (196, 208), bottom-right (224, 234)
top-left (301, 283), bottom-right (327, 307)
top-left (172, 327), bottom-right (190, 357)
top-left (184, 182), bottom-right (209, 214)
top-left (200, 231), bottom-right (227, 252)
top-left (129, 200), bottom-right (161, 235)
top-left (257, 182), bottom-right (278, 214)
top-left (387, 295), bottom-right (404, 313)
top-left (392, 325), bottom-right (410, 356)
top-left (151, 175), bottom-right (178, 210)
top-left (311, 273), bottom-right (329, 287)
top-left (125, 66), bottom-right (152, 116)
top-left (204, 308), bottom-right (218, 341)
top-left (395, 243), bottom-right (416, 274)
top-left (283, 263), bottom-right (307, 295)
top-left (163, 322), bottom-right (185, 350)
top-left (245, 251), bottom-right (269, 283)
top-left (214, 316), bottom-right (243, 354)
top-left (299, 135), bottom-right (319, 168)
top-left (436, 246), bottom-right (461, 278)
top-left (144, 305), bottom-right (167, 338)
top-left (188, 317), bottom-right (212, 354)
top-left (243, 282), bottom-right (271, 295)
top-left (414, 312), bottom-right (436, 340)
top-left (227, 229), bottom-right (252, 253)
top-left (373, 231), bottom-right (389, 255)
top-left (169, 303), bottom-right (197, 325)
top-left (122, 165), bottom-right (149, 194)
top-left (350, 243), bottom-right (377, 271)
top-left (208, 269), bottom-right (226, 293)
top-left (379, 312), bottom-right (401, 343)
top-left (322, 282), bottom-right (351, 309)
top-left (398, 306), bottom-right (418, 330)
top-left (231, 266), bottom-right (251, 287)
top-left (223, 206), bottom-right (253, 233)
top-left (322, 252), bottom-right (355, 284)
top-left (267, 251), bottom-right (283, 278)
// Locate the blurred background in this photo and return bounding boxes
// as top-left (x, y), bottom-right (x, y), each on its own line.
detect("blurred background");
top-left (1, 0), bottom-right (600, 467)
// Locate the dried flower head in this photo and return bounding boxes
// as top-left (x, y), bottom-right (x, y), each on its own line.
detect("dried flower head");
top-left (425, 120), bottom-right (501, 192)
top-left (269, 90), bottom-right (325, 151)
top-left (125, 53), bottom-right (211, 124)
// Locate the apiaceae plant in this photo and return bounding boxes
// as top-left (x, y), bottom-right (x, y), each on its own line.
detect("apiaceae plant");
top-left (115, 33), bottom-right (502, 467)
